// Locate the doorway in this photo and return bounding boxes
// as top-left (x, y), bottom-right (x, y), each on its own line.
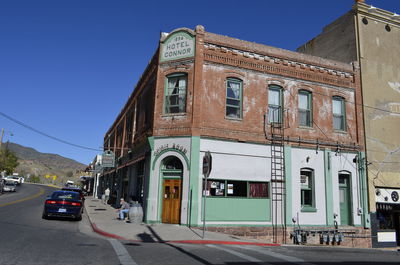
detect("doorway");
top-left (161, 156), bottom-right (183, 224)
top-left (339, 172), bottom-right (352, 225)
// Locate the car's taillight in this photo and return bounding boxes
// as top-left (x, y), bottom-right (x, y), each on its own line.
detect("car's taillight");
top-left (46, 200), bottom-right (57, 204)
top-left (71, 202), bottom-right (81, 206)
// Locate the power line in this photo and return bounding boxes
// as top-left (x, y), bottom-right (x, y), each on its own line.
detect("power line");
top-left (0, 111), bottom-right (102, 152)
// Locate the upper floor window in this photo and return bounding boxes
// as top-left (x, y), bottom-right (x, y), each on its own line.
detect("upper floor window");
top-left (165, 73), bottom-right (187, 114)
top-left (226, 78), bottom-right (242, 119)
top-left (268, 85), bottom-right (283, 124)
top-left (298, 90), bottom-right (312, 127)
top-left (332, 96), bottom-right (346, 131)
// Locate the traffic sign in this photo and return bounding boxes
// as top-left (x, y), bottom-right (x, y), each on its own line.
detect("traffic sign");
top-left (202, 151), bottom-right (212, 176)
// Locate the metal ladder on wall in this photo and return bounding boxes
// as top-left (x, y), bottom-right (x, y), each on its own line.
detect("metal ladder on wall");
top-left (270, 122), bottom-right (287, 244)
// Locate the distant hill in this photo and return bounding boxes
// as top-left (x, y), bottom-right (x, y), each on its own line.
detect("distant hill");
top-left (5, 142), bottom-right (86, 184)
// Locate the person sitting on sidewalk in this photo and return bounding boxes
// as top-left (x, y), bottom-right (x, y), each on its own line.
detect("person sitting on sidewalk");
top-left (117, 198), bottom-right (130, 221)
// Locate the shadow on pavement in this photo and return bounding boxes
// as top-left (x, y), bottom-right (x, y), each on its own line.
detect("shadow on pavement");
top-left (146, 225), bottom-right (213, 265)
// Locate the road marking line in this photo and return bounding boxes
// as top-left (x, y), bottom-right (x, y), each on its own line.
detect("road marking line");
top-left (206, 244), bottom-right (270, 264)
top-left (233, 245), bottom-right (317, 265)
top-left (0, 187), bottom-right (45, 207)
top-left (108, 239), bottom-right (138, 265)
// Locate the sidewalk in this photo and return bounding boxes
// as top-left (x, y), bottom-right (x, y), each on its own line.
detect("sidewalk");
top-left (84, 197), bottom-right (279, 246)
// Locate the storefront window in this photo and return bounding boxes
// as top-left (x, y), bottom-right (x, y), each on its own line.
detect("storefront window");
top-left (376, 203), bottom-right (395, 230)
top-left (205, 180), bottom-right (225, 196)
top-left (203, 179), bottom-right (269, 198)
top-left (227, 180), bottom-right (247, 197)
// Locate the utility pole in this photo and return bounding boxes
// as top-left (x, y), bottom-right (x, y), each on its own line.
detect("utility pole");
top-left (0, 128), bottom-right (4, 149)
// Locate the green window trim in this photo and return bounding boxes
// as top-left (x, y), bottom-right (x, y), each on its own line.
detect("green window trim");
top-left (164, 73), bottom-right (187, 114)
top-left (332, 96), bottom-right (346, 131)
top-left (300, 168), bottom-right (315, 210)
top-left (268, 85), bottom-right (283, 124)
top-left (301, 206), bottom-right (318, 213)
top-left (298, 90), bottom-right (313, 127)
top-left (225, 78), bottom-right (243, 119)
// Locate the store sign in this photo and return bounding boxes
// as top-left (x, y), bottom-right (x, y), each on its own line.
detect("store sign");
top-left (375, 188), bottom-right (400, 204)
top-left (101, 150), bottom-right (115, 168)
top-left (160, 31), bottom-right (195, 62)
top-left (153, 143), bottom-right (187, 157)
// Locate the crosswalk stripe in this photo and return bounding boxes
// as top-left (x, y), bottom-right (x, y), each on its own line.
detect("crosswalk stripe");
top-left (206, 244), bottom-right (272, 265)
top-left (233, 245), bottom-right (317, 265)
top-left (108, 239), bottom-right (138, 265)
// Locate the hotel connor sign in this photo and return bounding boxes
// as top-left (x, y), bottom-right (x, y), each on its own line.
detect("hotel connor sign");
top-left (160, 31), bottom-right (195, 62)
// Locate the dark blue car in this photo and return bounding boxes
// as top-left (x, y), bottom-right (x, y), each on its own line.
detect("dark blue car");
top-left (42, 190), bottom-right (83, 221)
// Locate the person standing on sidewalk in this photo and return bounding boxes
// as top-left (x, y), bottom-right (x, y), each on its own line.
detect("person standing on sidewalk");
top-left (117, 198), bottom-right (130, 220)
top-left (104, 187), bottom-right (110, 205)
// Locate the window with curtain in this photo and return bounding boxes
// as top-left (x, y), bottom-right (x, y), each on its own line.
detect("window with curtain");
top-left (165, 73), bottom-right (187, 114)
top-left (268, 85), bottom-right (283, 123)
top-left (249, 182), bottom-right (269, 198)
top-left (226, 78), bottom-right (242, 119)
top-left (332, 96), bottom-right (346, 131)
top-left (300, 168), bottom-right (314, 209)
top-left (298, 90), bottom-right (312, 127)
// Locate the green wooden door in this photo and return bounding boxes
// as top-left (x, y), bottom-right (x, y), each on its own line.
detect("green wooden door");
top-left (339, 173), bottom-right (351, 225)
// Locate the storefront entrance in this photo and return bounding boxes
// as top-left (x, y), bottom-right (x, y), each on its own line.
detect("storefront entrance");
top-left (162, 178), bottom-right (182, 224)
top-left (161, 156), bottom-right (183, 224)
top-left (339, 172), bottom-right (352, 225)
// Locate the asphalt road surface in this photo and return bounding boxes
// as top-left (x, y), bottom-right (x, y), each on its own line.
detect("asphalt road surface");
top-left (0, 183), bottom-right (399, 265)
top-left (0, 183), bottom-right (118, 265)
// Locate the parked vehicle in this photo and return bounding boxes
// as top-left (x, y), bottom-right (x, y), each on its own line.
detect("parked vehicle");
top-left (61, 186), bottom-right (85, 202)
top-left (42, 191), bottom-right (83, 221)
top-left (3, 181), bottom-right (16, 192)
top-left (4, 176), bottom-right (22, 185)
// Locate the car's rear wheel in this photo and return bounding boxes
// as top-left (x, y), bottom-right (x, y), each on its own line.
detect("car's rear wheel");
top-left (42, 213), bottom-right (48, 219)
top-left (75, 215), bottom-right (82, 221)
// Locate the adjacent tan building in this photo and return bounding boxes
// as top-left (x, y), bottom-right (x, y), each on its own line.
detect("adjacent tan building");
top-left (297, 0), bottom-right (400, 247)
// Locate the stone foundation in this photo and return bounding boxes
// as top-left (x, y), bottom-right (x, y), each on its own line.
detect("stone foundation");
top-left (202, 226), bottom-right (372, 248)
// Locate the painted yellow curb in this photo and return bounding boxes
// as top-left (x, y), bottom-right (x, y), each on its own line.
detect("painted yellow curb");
top-left (0, 187), bottom-right (45, 207)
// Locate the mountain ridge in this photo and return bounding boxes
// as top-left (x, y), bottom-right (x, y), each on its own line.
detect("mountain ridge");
top-left (5, 142), bottom-right (86, 180)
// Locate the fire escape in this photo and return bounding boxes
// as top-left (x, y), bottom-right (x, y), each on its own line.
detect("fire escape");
top-left (268, 108), bottom-right (286, 244)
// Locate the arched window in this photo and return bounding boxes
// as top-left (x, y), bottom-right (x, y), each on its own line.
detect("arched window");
top-left (268, 85), bottom-right (283, 124)
top-left (164, 73), bottom-right (187, 114)
top-left (298, 90), bottom-right (312, 127)
top-left (163, 156), bottom-right (183, 170)
top-left (226, 78), bottom-right (242, 119)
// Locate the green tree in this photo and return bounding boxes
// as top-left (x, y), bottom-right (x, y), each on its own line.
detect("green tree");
top-left (0, 148), bottom-right (19, 175)
top-left (28, 174), bottom-right (41, 183)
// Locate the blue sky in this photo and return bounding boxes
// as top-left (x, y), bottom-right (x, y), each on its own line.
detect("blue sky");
top-left (0, 0), bottom-right (398, 165)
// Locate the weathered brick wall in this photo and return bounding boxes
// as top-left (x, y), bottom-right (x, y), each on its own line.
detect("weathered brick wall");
top-left (204, 226), bottom-right (372, 248)
top-left (151, 26), bottom-right (364, 151)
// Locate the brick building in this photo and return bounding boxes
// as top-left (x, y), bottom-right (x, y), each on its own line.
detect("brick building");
top-left (100, 25), bottom-right (369, 246)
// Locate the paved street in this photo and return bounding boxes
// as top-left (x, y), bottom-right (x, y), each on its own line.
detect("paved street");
top-left (0, 183), bottom-right (399, 265)
top-left (0, 184), bottom-right (118, 265)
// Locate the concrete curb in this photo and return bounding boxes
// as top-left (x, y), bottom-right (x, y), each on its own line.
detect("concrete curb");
top-left (90, 222), bottom-right (127, 240)
top-left (88, 218), bottom-right (281, 246)
top-left (83, 198), bottom-right (281, 246)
